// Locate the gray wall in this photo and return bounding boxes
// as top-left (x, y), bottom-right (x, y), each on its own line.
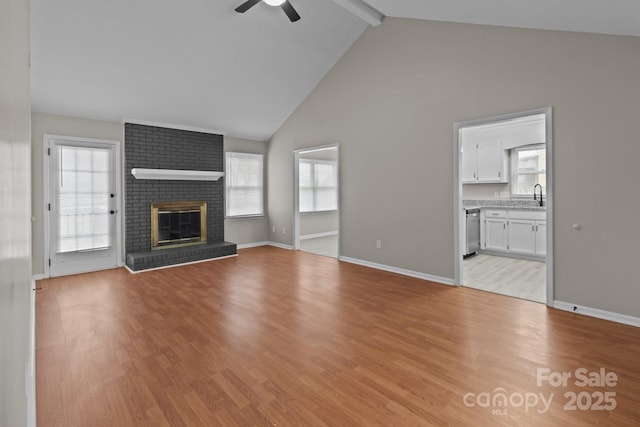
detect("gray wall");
top-left (31, 112), bottom-right (124, 275)
top-left (224, 136), bottom-right (269, 245)
top-left (300, 211), bottom-right (338, 236)
top-left (267, 18), bottom-right (640, 317)
top-left (0, 0), bottom-right (33, 424)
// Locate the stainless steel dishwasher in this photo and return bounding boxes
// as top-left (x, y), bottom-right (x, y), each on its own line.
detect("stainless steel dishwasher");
top-left (465, 208), bottom-right (480, 257)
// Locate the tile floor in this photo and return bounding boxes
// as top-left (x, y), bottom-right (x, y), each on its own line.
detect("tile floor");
top-left (299, 234), bottom-right (338, 259)
top-left (463, 253), bottom-right (546, 303)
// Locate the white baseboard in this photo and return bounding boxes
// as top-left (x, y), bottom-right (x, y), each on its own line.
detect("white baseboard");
top-left (125, 254), bottom-right (238, 274)
top-left (553, 301), bottom-right (640, 328)
top-left (300, 231), bottom-right (338, 240)
top-left (338, 256), bottom-right (455, 286)
top-left (32, 274), bottom-right (45, 281)
top-left (28, 279), bottom-right (36, 427)
top-left (237, 241), bottom-right (269, 249)
top-left (267, 241), bottom-right (294, 250)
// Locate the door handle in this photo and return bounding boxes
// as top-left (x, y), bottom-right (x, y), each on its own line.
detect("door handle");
top-left (110, 210), bottom-right (116, 215)
top-left (110, 193), bottom-right (115, 198)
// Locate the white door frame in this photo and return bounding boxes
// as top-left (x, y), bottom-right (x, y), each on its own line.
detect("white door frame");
top-left (43, 134), bottom-right (123, 278)
top-left (453, 107), bottom-right (554, 306)
top-left (293, 143), bottom-right (340, 256)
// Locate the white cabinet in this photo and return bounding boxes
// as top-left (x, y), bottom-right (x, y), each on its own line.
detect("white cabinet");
top-left (508, 220), bottom-right (536, 255)
top-left (461, 140), bottom-right (508, 183)
top-left (535, 221), bottom-right (546, 256)
top-left (477, 141), bottom-right (505, 182)
top-left (483, 211), bottom-right (508, 251)
top-left (481, 209), bottom-right (546, 258)
top-left (485, 218), bottom-right (507, 251)
top-left (461, 139), bottom-right (477, 182)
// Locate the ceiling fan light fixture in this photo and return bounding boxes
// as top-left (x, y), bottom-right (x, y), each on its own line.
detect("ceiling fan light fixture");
top-left (263, 0), bottom-right (285, 6)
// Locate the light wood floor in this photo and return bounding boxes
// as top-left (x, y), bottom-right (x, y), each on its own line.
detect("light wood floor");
top-left (37, 247), bottom-right (640, 426)
top-left (299, 234), bottom-right (338, 258)
top-left (463, 254), bottom-right (546, 303)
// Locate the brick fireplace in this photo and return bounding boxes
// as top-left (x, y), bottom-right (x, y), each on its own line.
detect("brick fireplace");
top-left (124, 123), bottom-right (236, 271)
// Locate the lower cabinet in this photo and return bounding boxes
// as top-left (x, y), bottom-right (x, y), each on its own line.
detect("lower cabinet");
top-left (535, 221), bottom-right (546, 256)
top-left (485, 218), bottom-right (507, 251)
top-left (508, 219), bottom-right (537, 255)
top-left (482, 209), bottom-right (546, 257)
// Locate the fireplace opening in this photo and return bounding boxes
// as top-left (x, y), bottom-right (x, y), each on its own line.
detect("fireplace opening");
top-left (151, 201), bottom-right (207, 249)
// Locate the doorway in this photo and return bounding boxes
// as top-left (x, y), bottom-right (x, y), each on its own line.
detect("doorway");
top-left (293, 145), bottom-right (340, 258)
top-left (453, 108), bottom-right (554, 305)
top-left (44, 135), bottom-right (121, 277)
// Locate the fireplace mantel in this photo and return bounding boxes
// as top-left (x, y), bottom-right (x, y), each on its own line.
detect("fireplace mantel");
top-left (131, 168), bottom-right (224, 181)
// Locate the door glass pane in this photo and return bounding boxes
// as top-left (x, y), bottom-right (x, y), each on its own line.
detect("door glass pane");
top-left (56, 146), bottom-right (111, 253)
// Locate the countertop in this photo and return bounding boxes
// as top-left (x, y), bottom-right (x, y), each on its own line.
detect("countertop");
top-left (463, 200), bottom-right (546, 211)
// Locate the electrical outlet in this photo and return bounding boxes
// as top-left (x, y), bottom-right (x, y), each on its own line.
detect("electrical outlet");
top-left (282, 227), bottom-right (286, 234)
top-left (376, 240), bottom-right (382, 249)
top-left (272, 226), bottom-right (276, 233)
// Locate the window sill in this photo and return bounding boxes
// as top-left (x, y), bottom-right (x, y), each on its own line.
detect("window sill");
top-left (300, 210), bottom-right (338, 215)
top-left (225, 214), bottom-right (265, 220)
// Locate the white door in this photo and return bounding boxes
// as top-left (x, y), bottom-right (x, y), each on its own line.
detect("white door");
top-left (485, 218), bottom-right (507, 251)
top-left (47, 138), bottom-right (119, 277)
top-left (508, 219), bottom-right (536, 254)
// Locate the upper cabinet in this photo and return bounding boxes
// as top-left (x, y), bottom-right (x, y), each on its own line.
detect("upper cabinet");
top-left (462, 140), bottom-right (508, 183)
top-left (460, 113), bottom-right (545, 184)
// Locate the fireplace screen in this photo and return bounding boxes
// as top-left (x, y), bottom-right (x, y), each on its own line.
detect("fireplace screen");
top-left (151, 201), bottom-right (207, 249)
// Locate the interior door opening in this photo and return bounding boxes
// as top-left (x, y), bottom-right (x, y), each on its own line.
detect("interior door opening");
top-left (454, 108), bottom-right (553, 305)
top-left (293, 145), bottom-right (339, 258)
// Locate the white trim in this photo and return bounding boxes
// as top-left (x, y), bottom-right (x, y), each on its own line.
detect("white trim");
top-left (125, 254), bottom-right (238, 273)
top-left (300, 231), bottom-right (338, 240)
top-left (237, 241), bottom-right (269, 249)
top-left (123, 119), bottom-right (225, 136)
top-left (32, 274), bottom-right (45, 281)
top-left (331, 0), bottom-right (384, 26)
top-left (131, 168), bottom-right (224, 181)
top-left (268, 241), bottom-right (294, 250)
top-left (553, 301), bottom-right (640, 328)
top-left (27, 280), bottom-right (36, 427)
top-left (453, 107), bottom-right (554, 307)
top-left (295, 146), bottom-right (337, 154)
top-left (339, 256), bottom-right (455, 286)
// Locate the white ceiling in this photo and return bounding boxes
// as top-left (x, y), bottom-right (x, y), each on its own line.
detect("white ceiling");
top-left (30, 0), bottom-right (368, 141)
top-left (31, 0), bottom-right (640, 141)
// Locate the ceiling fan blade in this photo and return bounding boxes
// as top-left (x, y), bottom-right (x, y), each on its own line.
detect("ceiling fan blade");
top-left (235, 0), bottom-right (261, 13)
top-left (281, 1), bottom-right (301, 22)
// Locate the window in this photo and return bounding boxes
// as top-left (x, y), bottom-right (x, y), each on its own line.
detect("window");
top-left (511, 145), bottom-right (546, 196)
top-left (225, 152), bottom-right (264, 217)
top-left (57, 145), bottom-right (111, 253)
top-left (299, 159), bottom-right (337, 212)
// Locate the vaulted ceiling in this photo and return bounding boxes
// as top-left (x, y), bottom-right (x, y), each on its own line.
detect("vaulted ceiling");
top-left (30, 0), bottom-right (640, 141)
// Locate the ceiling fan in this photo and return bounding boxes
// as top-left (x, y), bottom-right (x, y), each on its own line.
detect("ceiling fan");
top-left (235, 0), bottom-right (301, 22)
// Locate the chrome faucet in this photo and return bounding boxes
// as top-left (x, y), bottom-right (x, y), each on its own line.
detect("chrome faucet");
top-left (533, 184), bottom-right (543, 206)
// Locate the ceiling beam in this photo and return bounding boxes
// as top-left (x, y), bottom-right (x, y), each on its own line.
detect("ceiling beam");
top-left (331, 0), bottom-right (384, 26)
